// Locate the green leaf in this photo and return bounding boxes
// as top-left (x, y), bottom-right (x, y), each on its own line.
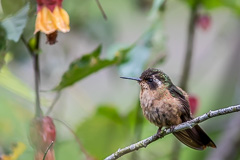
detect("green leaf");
top-left (202, 0), bottom-right (224, 9)
top-left (184, 0), bottom-right (240, 11)
top-left (55, 141), bottom-right (83, 160)
top-left (182, 0), bottom-right (196, 7)
top-left (54, 44), bottom-right (134, 91)
top-left (113, 45), bottom-right (134, 64)
top-left (76, 105), bottom-right (130, 159)
top-left (118, 45), bottom-right (150, 77)
top-left (219, 0), bottom-right (240, 14)
top-left (97, 105), bottom-right (124, 123)
top-left (1, 0), bottom-right (27, 16)
top-left (118, 23), bottom-right (160, 77)
top-left (54, 45), bottom-right (130, 91)
top-left (1, 3), bottom-right (29, 42)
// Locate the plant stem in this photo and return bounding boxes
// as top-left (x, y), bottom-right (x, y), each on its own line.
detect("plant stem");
top-left (22, 33), bottom-right (43, 117)
top-left (33, 54), bottom-right (41, 117)
top-left (179, 1), bottom-right (200, 91)
top-left (33, 32), bottom-right (42, 117)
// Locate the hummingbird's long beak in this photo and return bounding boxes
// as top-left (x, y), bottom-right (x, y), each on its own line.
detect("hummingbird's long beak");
top-left (120, 77), bottom-right (141, 82)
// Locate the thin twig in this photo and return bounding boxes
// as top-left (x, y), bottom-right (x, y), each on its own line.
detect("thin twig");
top-left (104, 104), bottom-right (240, 160)
top-left (95, 0), bottom-right (107, 20)
top-left (53, 118), bottom-right (94, 160)
top-left (46, 92), bottom-right (61, 115)
top-left (43, 141), bottom-right (54, 160)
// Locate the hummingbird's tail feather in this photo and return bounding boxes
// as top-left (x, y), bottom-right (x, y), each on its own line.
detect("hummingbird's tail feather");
top-left (173, 125), bottom-right (216, 150)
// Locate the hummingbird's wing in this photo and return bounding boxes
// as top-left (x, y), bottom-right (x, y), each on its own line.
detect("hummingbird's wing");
top-left (168, 85), bottom-right (192, 120)
top-left (169, 85), bottom-right (216, 150)
top-left (173, 129), bottom-right (206, 150)
top-left (173, 125), bottom-right (217, 150)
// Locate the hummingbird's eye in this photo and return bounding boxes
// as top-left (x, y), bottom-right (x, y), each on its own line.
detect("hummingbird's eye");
top-left (148, 78), bottom-right (153, 82)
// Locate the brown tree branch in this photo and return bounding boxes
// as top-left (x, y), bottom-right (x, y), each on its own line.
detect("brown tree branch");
top-left (104, 104), bottom-right (240, 160)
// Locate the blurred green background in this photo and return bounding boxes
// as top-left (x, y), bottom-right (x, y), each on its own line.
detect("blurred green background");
top-left (1, 0), bottom-right (240, 159)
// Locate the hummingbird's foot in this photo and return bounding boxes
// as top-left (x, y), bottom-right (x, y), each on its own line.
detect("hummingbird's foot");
top-left (169, 125), bottom-right (175, 132)
top-left (156, 127), bottom-right (163, 137)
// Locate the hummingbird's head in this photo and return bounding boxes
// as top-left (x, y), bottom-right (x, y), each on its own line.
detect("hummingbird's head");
top-left (120, 68), bottom-right (173, 91)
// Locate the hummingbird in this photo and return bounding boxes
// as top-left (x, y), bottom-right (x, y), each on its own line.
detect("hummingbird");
top-left (120, 68), bottom-right (216, 150)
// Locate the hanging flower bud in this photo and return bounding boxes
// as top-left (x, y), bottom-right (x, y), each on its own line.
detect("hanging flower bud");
top-left (196, 14), bottom-right (211, 31)
top-left (34, 0), bottom-right (70, 44)
top-left (29, 116), bottom-right (56, 160)
top-left (188, 95), bottom-right (199, 115)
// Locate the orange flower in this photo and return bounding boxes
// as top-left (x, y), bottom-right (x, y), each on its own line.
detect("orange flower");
top-left (35, 0), bottom-right (70, 34)
top-left (35, 0), bottom-right (70, 44)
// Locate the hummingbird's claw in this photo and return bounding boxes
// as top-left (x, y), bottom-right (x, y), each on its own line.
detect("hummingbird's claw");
top-left (156, 127), bottom-right (163, 137)
top-left (169, 125), bottom-right (175, 132)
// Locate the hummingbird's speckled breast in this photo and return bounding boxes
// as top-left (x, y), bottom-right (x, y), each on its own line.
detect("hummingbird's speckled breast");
top-left (140, 86), bottom-right (182, 128)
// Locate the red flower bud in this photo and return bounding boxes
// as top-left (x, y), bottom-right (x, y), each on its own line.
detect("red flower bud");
top-left (189, 95), bottom-right (199, 115)
top-left (29, 116), bottom-right (56, 153)
top-left (196, 14), bottom-right (211, 31)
